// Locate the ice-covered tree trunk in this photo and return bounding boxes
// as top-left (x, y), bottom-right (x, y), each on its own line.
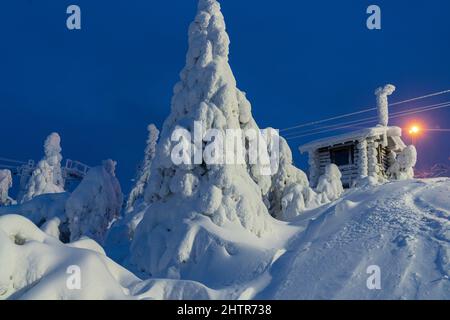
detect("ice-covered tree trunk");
top-left (0, 170), bottom-right (13, 206)
top-left (131, 0), bottom-right (279, 277)
top-left (22, 133), bottom-right (65, 203)
top-left (126, 124), bottom-right (159, 212)
top-left (66, 159), bottom-right (123, 244)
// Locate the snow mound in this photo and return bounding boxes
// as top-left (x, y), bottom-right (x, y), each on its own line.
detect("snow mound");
top-left (258, 178), bottom-right (450, 299)
top-left (0, 214), bottom-right (220, 300)
top-left (0, 192), bottom-right (69, 227)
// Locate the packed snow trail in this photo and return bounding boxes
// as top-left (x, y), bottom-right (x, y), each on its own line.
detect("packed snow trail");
top-left (257, 178), bottom-right (450, 299)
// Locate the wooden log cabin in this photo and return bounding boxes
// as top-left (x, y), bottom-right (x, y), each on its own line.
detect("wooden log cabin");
top-left (299, 126), bottom-right (407, 188)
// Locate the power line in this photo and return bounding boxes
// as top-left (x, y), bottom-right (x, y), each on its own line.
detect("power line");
top-left (285, 102), bottom-right (450, 140)
top-left (280, 88), bottom-right (450, 132)
top-left (0, 157), bottom-right (27, 164)
top-left (0, 164), bottom-right (18, 169)
top-left (389, 89), bottom-right (450, 106)
top-left (425, 128), bottom-right (450, 132)
top-left (282, 100), bottom-right (450, 138)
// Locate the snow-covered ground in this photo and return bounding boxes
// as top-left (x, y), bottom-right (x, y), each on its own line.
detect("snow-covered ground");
top-left (1, 178), bottom-right (449, 300)
top-left (258, 178), bottom-right (450, 299)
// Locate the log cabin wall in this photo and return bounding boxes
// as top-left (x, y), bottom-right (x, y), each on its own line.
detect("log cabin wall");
top-left (313, 137), bottom-right (391, 188)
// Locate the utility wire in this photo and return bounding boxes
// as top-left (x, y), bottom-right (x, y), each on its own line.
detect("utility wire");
top-left (280, 88), bottom-right (450, 132)
top-left (0, 157), bottom-right (27, 164)
top-left (285, 102), bottom-right (450, 140)
top-left (282, 100), bottom-right (450, 138)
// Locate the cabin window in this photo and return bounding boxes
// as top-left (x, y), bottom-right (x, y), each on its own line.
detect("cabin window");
top-left (330, 146), bottom-right (354, 166)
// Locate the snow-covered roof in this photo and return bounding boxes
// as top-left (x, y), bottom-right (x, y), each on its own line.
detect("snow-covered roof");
top-left (299, 126), bottom-right (403, 153)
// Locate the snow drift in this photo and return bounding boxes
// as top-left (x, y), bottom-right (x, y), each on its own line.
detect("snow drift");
top-left (0, 214), bottom-right (218, 300)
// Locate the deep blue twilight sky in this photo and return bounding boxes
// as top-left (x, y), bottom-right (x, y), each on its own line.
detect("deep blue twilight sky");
top-left (0, 0), bottom-right (449, 194)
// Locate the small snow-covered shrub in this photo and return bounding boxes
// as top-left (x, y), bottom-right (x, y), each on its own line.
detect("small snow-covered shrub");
top-left (0, 170), bottom-right (14, 206)
top-left (316, 163), bottom-right (344, 203)
top-left (316, 164), bottom-right (344, 202)
top-left (66, 160), bottom-right (123, 244)
top-left (388, 145), bottom-right (417, 180)
top-left (268, 138), bottom-right (320, 220)
top-left (22, 133), bottom-right (65, 203)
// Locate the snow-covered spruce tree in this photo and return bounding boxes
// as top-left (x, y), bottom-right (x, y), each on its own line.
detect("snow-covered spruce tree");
top-left (126, 124), bottom-right (159, 213)
top-left (0, 170), bottom-right (14, 206)
top-left (22, 133), bottom-right (65, 203)
top-left (131, 0), bottom-right (284, 277)
top-left (66, 159), bottom-right (123, 244)
top-left (316, 164), bottom-right (344, 203)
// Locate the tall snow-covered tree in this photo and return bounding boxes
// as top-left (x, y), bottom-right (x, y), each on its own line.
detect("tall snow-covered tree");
top-left (22, 133), bottom-right (65, 203)
top-left (66, 159), bottom-right (123, 244)
top-left (126, 124), bottom-right (159, 213)
top-left (131, 0), bottom-right (284, 277)
top-left (44, 132), bottom-right (65, 188)
top-left (0, 170), bottom-right (13, 206)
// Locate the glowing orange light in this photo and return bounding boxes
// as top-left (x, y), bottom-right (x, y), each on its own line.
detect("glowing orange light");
top-left (409, 125), bottom-right (420, 135)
